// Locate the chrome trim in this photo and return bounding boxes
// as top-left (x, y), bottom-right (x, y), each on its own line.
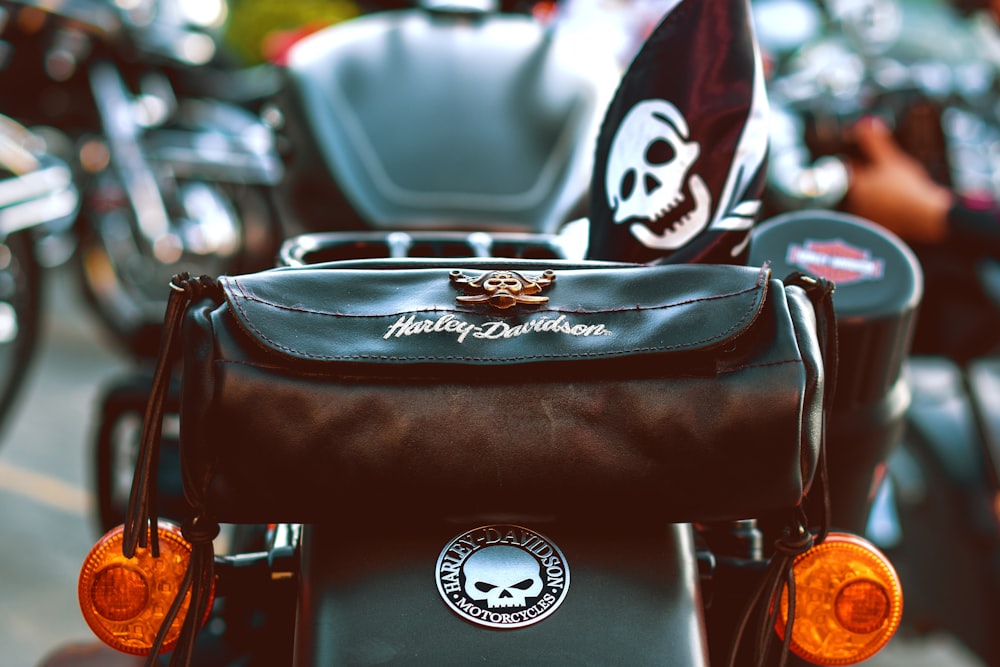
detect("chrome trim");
top-left (89, 59), bottom-right (173, 259)
top-left (278, 230), bottom-right (572, 268)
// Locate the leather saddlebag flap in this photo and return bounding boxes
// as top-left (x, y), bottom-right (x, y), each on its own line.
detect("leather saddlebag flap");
top-left (178, 261), bottom-right (824, 523)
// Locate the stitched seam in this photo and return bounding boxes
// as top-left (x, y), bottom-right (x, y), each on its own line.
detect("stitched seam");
top-left (227, 293), bottom-right (764, 360)
top-left (224, 267), bottom-right (770, 361)
top-left (225, 270), bottom-right (765, 362)
top-left (228, 284), bottom-right (761, 317)
top-left (224, 266), bottom-right (767, 319)
top-left (217, 357), bottom-right (804, 370)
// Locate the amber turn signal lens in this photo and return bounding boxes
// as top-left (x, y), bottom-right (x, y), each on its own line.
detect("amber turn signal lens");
top-left (774, 531), bottom-right (903, 665)
top-left (78, 521), bottom-right (209, 656)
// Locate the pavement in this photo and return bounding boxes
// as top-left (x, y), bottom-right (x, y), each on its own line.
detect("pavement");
top-left (0, 264), bottom-right (989, 667)
top-left (0, 263), bottom-right (129, 667)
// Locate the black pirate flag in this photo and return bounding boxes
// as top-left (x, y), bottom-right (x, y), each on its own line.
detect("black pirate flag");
top-left (587, 0), bottom-right (768, 265)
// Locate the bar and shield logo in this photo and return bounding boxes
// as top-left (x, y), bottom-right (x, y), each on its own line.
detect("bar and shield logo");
top-left (787, 238), bottom-right (886, 285)
top-left (435, 524), bottom-right (570, 629)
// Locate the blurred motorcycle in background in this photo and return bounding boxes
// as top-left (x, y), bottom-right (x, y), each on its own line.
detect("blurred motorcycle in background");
top-left (0, 0), bottom-right (288, 540)
top-left (0, 0), bottom-right (284, 360)
top-left (0, 114), bottom-right (78, 441)
top-left (754, 0), bottom-right (1000, 664)
top-left (758, 0), bottom-right (1000, 359)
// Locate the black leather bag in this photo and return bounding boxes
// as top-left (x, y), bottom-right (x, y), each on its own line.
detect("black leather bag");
top-left (127, 258), bottom-right (834, 531)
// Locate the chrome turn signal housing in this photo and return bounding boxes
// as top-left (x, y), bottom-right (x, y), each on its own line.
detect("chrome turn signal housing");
top-left (775, 531), bottom-right (903, 665)
top-left (78, 521), bottom-right (211, 655)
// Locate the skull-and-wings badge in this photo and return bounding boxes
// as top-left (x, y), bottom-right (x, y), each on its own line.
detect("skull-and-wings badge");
top-left (450, 269), bottom-right (555, 310)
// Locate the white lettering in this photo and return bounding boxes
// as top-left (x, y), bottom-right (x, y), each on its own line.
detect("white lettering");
top-left (452, 594), bottom-right (557, 623)
top-left (383, 313), bottom-right (613, 343)
top-left (440, 569), bottom-right (461, 593)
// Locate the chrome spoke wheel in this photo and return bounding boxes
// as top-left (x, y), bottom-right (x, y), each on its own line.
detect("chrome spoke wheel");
top-left (0, 231), bottom-right (42, 440)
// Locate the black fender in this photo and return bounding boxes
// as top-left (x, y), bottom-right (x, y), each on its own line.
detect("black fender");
top-left (294, 521), bottom-right (710, 666)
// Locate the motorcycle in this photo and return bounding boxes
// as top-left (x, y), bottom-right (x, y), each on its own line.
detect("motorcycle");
top-left (51, 213), bottom-right (918, 667)
top-left (0, 0), bottom-right (286, 529)
top-left (0, 114), bottom-right (79, 439)
top-left (756, 1), bottom-right (1000, 664)
top-left (47, 0), bottom-right (919, 665)
top-left (0, 0), bottom-right (284, 359)
top-left (759, 0), bottom-right (1000, 360)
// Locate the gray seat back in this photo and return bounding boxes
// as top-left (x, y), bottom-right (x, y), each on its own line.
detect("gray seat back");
top-left (283, 8), bottom-right (619, 233)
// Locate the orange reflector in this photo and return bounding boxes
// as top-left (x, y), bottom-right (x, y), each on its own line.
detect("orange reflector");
top-left (78, 521), bottom-right (212, 656)
top-left (775, 531), bottom-right (903, 665)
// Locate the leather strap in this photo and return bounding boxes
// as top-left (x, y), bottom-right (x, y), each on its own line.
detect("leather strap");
top-left (726, 272), bottom-right (838, 667)
top-left (120, 272), bottom-right (220, 667)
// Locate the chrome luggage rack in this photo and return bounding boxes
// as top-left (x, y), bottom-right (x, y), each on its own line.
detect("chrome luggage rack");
top-left (278, 229), bottom-right (580, 267)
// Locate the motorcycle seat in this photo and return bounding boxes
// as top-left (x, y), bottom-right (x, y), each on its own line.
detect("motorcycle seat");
top-left (276, 7), bottom-right (620, 234)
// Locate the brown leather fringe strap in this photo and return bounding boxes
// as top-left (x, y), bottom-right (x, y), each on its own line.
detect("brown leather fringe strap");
top-left (784, 271), bottom-right (838, 545)
top-left (122, 272), bottom-right (219, 558)
top-left (726, 509), bottom-right (815, 667)
top-left (114, 273), bottom-right (221, 667)
top-left (726, 273), bottom-right (838, 667)
top-left (144, 515), bottom-right (220, 667)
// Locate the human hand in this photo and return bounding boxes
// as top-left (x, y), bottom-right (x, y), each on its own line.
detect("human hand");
top-left (840, 116), bottom-right (952, 244)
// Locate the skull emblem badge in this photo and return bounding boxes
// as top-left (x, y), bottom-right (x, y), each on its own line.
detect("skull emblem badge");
top-left (604, 98), bottom-right (712, 250)
top-left (436, 524), bottom-right (570, 629)
top-left (464, 546), bottom-right (544, 608)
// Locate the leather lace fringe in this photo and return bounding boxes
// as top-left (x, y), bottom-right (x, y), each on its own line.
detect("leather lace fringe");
top-left (121, 273), bottom-right (221, 667)
top-left (726, 272), bottom-right (838, 667)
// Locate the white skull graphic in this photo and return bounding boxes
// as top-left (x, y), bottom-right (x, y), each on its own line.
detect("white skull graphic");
top-left (464, 546), bottom-right (543, 609)
top-left (604, 98), bottom-right (712, 250)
